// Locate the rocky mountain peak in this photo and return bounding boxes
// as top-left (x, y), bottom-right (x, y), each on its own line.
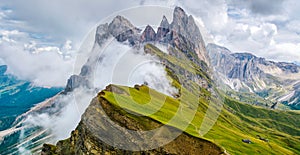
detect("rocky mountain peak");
top-left (160, 15), bottom-right (170, 29)
top-left (170, 7), bottom-right (200, 39)
top-left (108, 15), bottom-right (136, 33)
top-left (171, 7), bottom-right (189, 36)
top-left (140, 25), bottom-right (156, 42)
top-left (108, 15), bottom-right (140, 43)
top-left (172, 7), bottom-right (188, 26)
top-left (156, 16), bottom-right (170, 41)
top-left (170, 7), bottom-right (209, 65)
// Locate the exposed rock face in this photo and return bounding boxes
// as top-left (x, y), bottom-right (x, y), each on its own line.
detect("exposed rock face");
top-left (65, 6), bottom-right (210, 93)
top-left (95, 23), bottom-right (110, 46)
top-left (108, 15), bottom-right (141, 44)
top-left (276, 61), bottom-right (299, 73)
top-left (65, 16), bottom-right (141, 92)
top-left (160, 15), bottom-right (170, 29)
top-left (64, 65), bottom-right (93, 92)
top-left (64, 75), bottom-right (92, 92)
top-left (207, 43), bottom-right (300, 109)
top-left (42, 87), bottom-right (224, 155)
top-left (169, 7), bottom-right (209, 66)
top-left (140, 25), bottom-right (156, 42)
top-left (156, 15), bottom-right (170, 41)
top-left (224, 52), bottom-right (264, 80)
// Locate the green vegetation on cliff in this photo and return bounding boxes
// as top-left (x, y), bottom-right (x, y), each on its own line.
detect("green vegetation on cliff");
top-left (101, 84), bottom-right (300, 155)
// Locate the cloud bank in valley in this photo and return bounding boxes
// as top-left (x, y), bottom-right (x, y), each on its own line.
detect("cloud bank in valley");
top-left (22, 88), bottom-right (94, 142)
top-left (0, 39), bottom-right (75, 87)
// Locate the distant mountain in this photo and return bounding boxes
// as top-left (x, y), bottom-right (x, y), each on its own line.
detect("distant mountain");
top-left (207, 43), bottom-right (300, 109)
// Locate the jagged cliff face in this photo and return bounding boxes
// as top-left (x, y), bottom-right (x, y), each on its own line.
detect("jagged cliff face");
top-left (207, 43), bottom-right (300, 109)
top-left (65, 6), bottom-right (209, 92)
top-left (170, 7), bottom-right (208, 66)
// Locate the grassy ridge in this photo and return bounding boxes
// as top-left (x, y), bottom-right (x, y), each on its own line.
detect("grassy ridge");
top-left (101, 84), bottom-right (300, 155)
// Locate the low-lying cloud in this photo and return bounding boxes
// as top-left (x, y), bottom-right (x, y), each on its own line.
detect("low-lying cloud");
top-left (0, 38), bottom-right (75, 87)
top-left (93, 40), bottom-right (178, 96)
top-left (22, 88), bottom-right (95, 142)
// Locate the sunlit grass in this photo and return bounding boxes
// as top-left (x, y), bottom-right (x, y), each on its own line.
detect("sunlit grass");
top-left (100, 84), bottom-right (300, 155)
top-left (99, 43), bottom-right (300, 154)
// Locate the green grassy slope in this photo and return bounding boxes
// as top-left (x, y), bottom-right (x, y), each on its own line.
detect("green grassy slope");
top-left (99, 44), bottom-right (300, 154)
top-left (100, 84), bottom-right (300, 155)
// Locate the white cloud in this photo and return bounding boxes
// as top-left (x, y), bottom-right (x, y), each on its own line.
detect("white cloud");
top-left (93, 40), bottom-right (178, 96)
top-left (200, 0), bottom-right (300, 63)
top-left (21, 88), bottom-right (95, 145)
top-left (0, 30), bottom-right (27, 43)
top-left (0, 38), bottom-right (75, 87)
top-left (286, 20), bottom-right (300, 33)
top-left (250, 23), bottom-right (277, 46)
top-left (265, 43), bottom-right (300, 62)
top-left (0, 9), bottom-right (76, 87)
top-left (177, 0), bottom-right (229, 32)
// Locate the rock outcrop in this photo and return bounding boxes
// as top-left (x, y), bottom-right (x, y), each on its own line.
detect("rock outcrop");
top-left (108, 15), bottom-right (141, 45)
top-left (169, 7), bottom-right (209, 66)
top-left (64, 75), bottom-right (90, 92)
top-left (94, 23), bottom-right (110, 47)
top-left (156, 15), bottom-right (170, 41)
top-left (140, 25), bottom-right (156, 42)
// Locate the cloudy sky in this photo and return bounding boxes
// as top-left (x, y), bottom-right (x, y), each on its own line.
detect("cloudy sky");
top-left (0, 0), bottom-right (300, 86)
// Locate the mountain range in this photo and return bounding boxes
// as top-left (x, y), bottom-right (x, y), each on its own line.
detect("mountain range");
top-left (207, 43), bottom-right (300, 110)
